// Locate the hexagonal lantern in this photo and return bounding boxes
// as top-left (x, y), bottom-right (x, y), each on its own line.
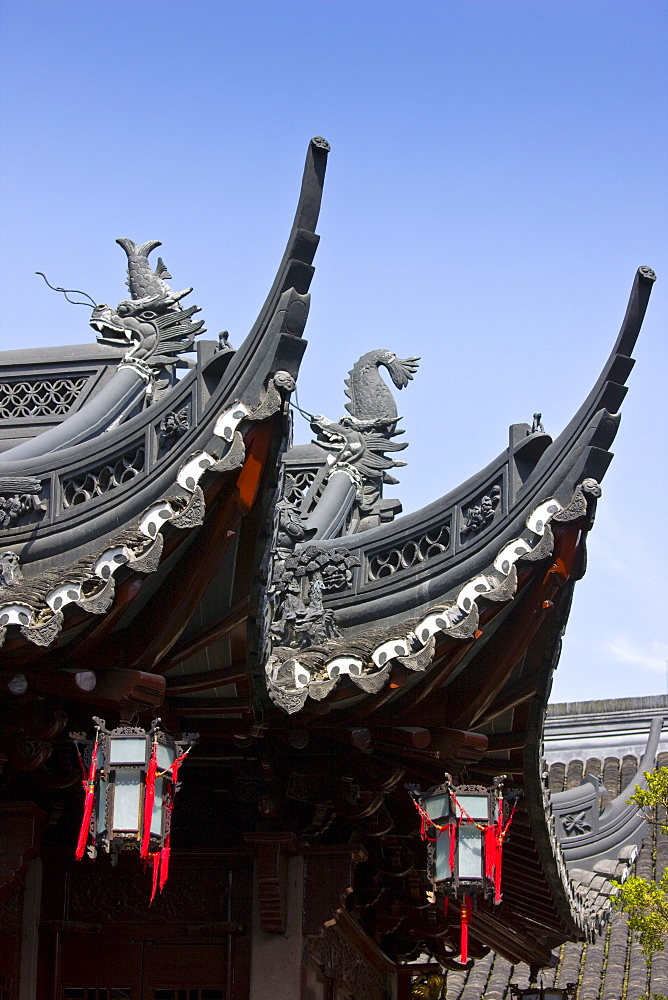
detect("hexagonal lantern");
top-left (71, 717), bottom-right (197, 900)
top-left (407, 774), bottom-right (518, 964)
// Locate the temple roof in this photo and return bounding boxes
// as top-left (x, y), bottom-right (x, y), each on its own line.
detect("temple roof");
top-left (0, 139), bottom-right (659, 974)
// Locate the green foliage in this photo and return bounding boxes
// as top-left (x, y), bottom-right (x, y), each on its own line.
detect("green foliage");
top-left (627, 767), bottom-right (668, 835)
top-left (612, 766), bottom-right (668, 966)
top-left (612, 870), bottom-right (668, 960)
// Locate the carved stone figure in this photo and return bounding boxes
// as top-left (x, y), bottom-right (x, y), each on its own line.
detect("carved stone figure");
top-left (269, 545), bottom-right (358, 649)
top-left (0, 477), bottom-right (47, 529)
top-left (217, 330), bottom-right (234, 352)
top-left (312, 349), bottom-right (419, 489)
top-left (158, 407), bottom-right (189, 451)
top-left (0, 550), bottom-right (23, 586)
top-left (461, 483), bottom-right (501, 537)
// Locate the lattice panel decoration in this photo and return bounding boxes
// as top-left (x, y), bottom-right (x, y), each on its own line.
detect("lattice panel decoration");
top-left (366, 521), bottom-right (451, 580)
top-left (283, 468), bottom-right (319, 505)
top-left (0, 375), bottom-right (90, 419)
top-left (0, 974), bottom-right (12, 1000)
top-left (62, 443), bottom-right (146, 508)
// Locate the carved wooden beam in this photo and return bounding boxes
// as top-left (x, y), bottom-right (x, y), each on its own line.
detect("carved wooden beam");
top-left (484, 731), bottom-right (528, 752)
top-left (244, 832), bottom-right (300, 934)
top-left (369, 727), bottom-right (488, 776)
top-left (168, 698), bottom-right (252, 716)
top-left (161, 597), bottom-right (250, 671)
top-left (166, 663), bottom-right (247, 695)
top-left (428, 727), bottom-right (488, 760)
top-left (473, 670), bottom-right (541, 730)
top-left (368, 727), bottom-right (431, 749)
top-left (11, 667), bottom-right (163, 712)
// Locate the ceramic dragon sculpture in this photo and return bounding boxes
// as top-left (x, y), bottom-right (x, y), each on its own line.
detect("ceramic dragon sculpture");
top-left (91, 239), bottom-right (205, 375)
top-left (310, 348), bottom-right (419, 498)
top-left (265, 348), bottom-right (420, 700)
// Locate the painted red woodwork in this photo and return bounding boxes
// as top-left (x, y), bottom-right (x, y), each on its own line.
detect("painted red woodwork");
top-left (235, 424), bottom-right (273, 514)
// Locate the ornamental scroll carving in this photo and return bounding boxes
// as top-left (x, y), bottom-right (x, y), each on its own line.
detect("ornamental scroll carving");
top-left (562, 811), bottom-right (593, 837)
top-left (283, 469), bottom-right (319, 506)
top-left (158, 406), bottom-right (189, 453)
top-left (269, 545), bottom-right (359, 648)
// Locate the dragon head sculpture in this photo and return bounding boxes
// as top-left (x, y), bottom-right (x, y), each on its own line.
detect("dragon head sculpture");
top-left (90, 239), bottom-right (205, 368)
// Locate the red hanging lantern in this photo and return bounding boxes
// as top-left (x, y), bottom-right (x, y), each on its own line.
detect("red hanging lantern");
top-left (71, 717), bottom-right (197, 901)
top-left (407, 774), bottom-right (519, 963)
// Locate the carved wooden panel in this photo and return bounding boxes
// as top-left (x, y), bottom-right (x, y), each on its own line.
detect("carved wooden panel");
top-left (65, 861), bottom-right (229, 924)
top-left (308, 924), bottom-right (390, 1000)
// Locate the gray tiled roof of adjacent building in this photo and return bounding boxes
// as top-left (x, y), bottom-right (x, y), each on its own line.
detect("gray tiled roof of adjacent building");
top-left (437, 698), bottom-right (667, 999)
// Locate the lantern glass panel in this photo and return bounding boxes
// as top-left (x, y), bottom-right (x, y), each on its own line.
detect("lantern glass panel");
top-left (156, 742), bottom-right (175, 771)
top-left (150, 776), bottom-right (164, 836)
top-left (96, 747), bottom-right (107, 835)
top-left (458, 824), bottom-right (483, 878)
top-left (455, 794), bottom-right (488, 822)
top-left (521, 992), bottom-right (540, 1000)
top-left (544, 992), bottom-right (568, 999)
top-left (425, 793), bottom-right (450, 824)
top-left (109, 737), bottom-right (148, 766)
top-left (112, 769), bottom-right (142, 830)
top-left (434, 830), bottom-right (453, 882)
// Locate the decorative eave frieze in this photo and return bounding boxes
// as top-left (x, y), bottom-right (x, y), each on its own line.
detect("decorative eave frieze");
top-left (0, 374), bottom-right (294, 649)
top-left (264, 479), bottom-right (601, 714)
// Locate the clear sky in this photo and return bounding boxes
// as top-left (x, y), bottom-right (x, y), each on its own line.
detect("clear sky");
top-left (0, 1), bottom-right (666, 703)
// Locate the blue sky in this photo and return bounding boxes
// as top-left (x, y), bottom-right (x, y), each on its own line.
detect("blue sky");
top-left (0, 1), bottom-right (666, 702)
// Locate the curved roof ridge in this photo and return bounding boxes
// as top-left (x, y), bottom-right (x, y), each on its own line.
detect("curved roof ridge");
top-left (547, 694), bottom-right (668, 717)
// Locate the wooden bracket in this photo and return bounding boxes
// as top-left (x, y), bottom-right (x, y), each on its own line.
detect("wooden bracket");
top-left (243, 831), bottom-right (300, 934)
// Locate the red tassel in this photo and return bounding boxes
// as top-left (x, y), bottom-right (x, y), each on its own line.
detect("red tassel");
top-left (443, 896), bottom-right (449, 916)
top-left (140, 741), bottom-right (158, 859)
top-left (495, 794), bottom-right (504, 903)
top-left (171, 755), bottom-right (184, 785)
top-left (75, 739), bottom-right (98, 860)
top-left (484, 824), bottom-right (503, 903)
top-left (159, 845), bottom-right (171, 891)
top-left (494, 845), bottom-right (503, 903)
top-left (484, 825), bottom-right (496, 880)
top-left (149, 852), bottom-right (160, 905)
top-left (460, 893), bottom-right (471, 964)
top-left (448, 822), bottom-right (457, 874)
